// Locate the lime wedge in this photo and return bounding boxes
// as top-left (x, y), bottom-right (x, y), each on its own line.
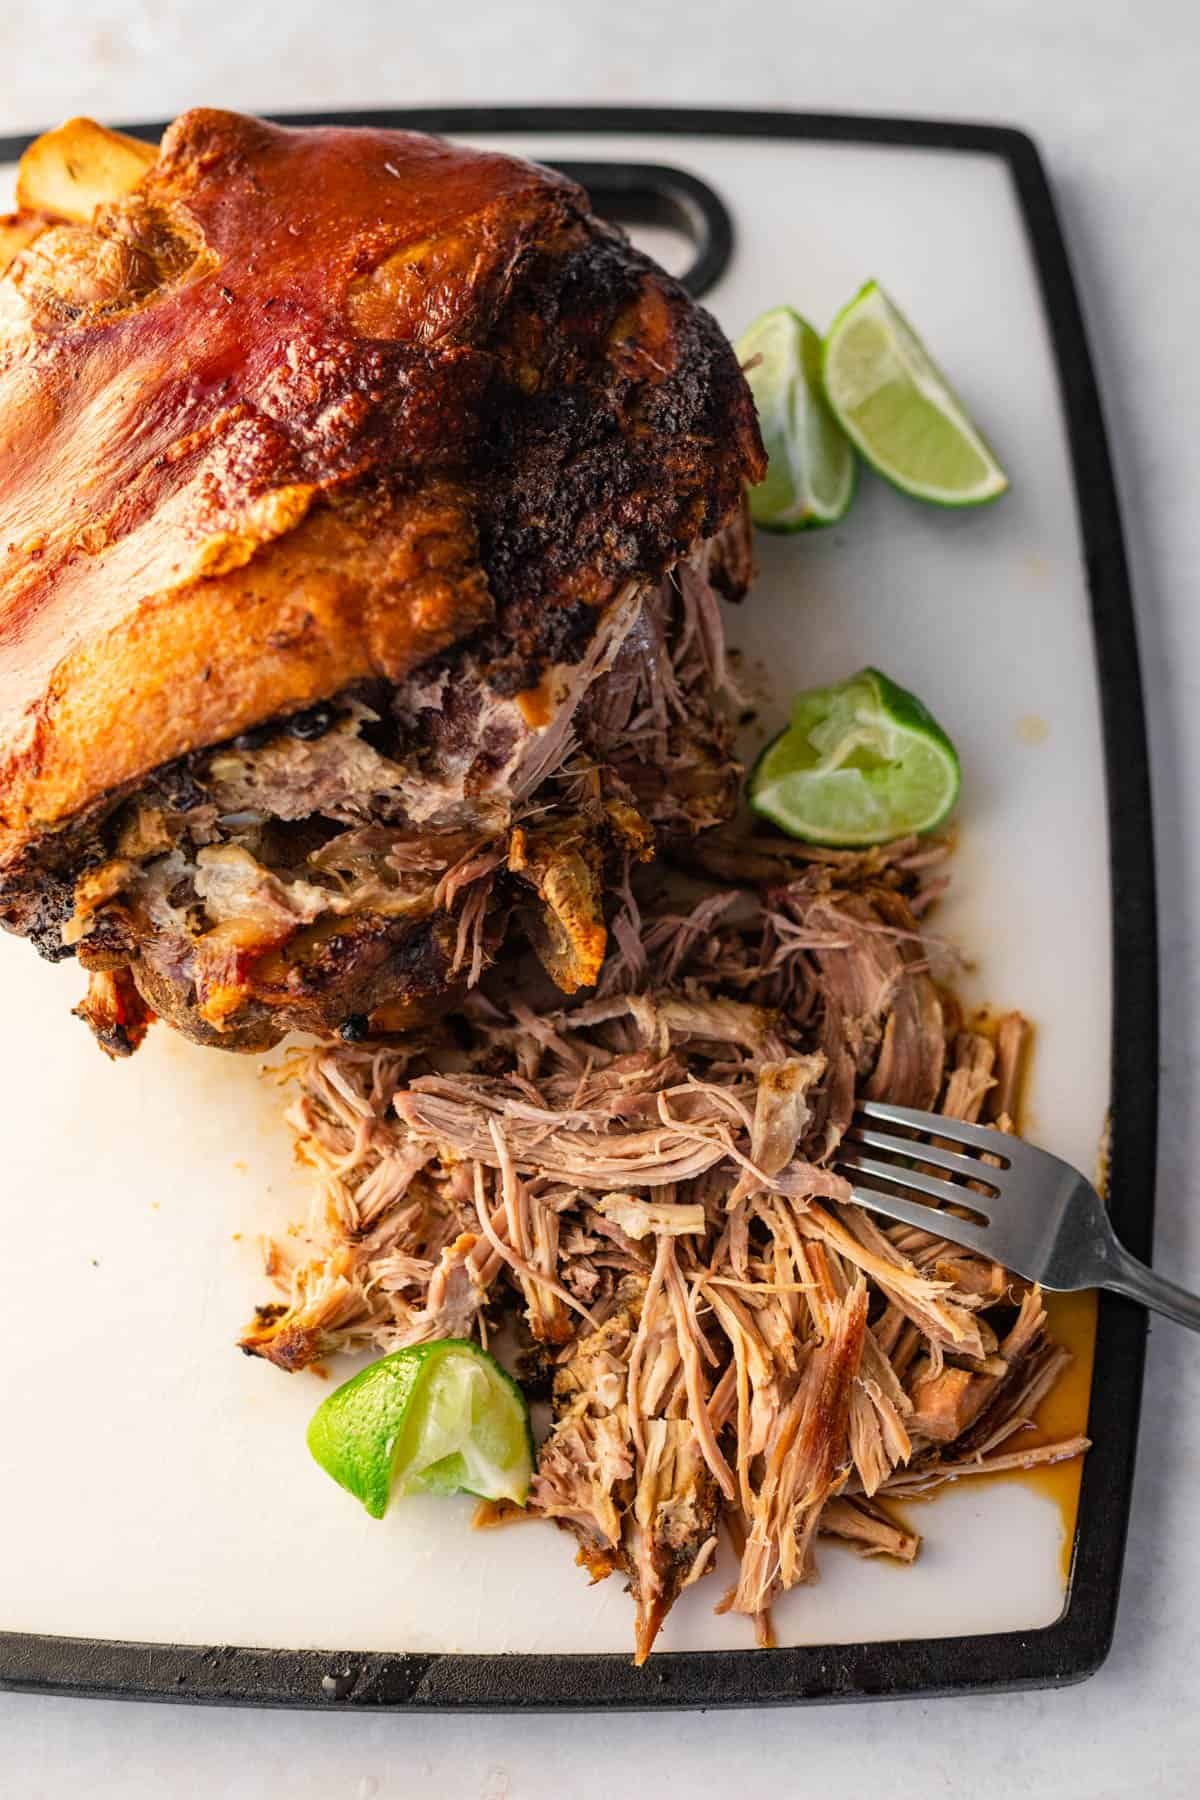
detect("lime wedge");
top-left (748, 667), bottom-right (961, 845)
top-left (736, 305), bottom-right (856, 530)
top-left (307, 1339), bottom-right (534, 1518)
top-left (822, 282), bottom-right (1008, 506)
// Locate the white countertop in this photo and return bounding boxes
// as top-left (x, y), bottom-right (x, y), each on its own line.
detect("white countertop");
top-left (2, 2), bottom-right (1199, 1792)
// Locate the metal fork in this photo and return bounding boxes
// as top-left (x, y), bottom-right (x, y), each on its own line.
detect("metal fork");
top-left (836, 1101), bottom-right (1200, 1330)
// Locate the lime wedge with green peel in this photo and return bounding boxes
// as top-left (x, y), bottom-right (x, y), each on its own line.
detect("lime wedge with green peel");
top-left (307, 1339), bottom-right (534, 1518)
top-left (736, 305), bottom-right (856, 530)
top-left (823, 282), bottom-right (1008, 506)
top-left (748, 667), bottom-right (961, 845)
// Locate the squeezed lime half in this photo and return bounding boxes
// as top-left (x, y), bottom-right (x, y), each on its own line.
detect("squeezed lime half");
top-left (307, 1339), bottom-right (534, 1518)
top-left (749, 667), bottom-right (961, 845)
top-left (822, 282), bottom-right (1008, 506)
top-left (737, 305), bottom-right (856, 530)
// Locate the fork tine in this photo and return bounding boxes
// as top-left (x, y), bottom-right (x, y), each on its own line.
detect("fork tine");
top-left (854, 1100), bottom-right (1017, 1163)
top-left (844, 1124), bottom-right (1002, 1188)
top-left (836, 1151), bottom-right (994, 1219)
top-left (841, 1187), bottom-right (998, 1256)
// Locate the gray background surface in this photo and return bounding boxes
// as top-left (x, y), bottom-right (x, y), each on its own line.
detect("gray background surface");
top-left (2, 1), bottom-right (1198, 1793)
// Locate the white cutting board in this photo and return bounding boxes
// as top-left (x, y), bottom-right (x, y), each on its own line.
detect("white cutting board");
top-left (0, 132), bottom-right (1109, 1657)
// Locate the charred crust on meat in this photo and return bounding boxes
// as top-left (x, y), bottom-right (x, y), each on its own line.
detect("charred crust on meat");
top-left (146, 764), bottom-right (209, 813)
top-left (233, 700), bottom-right (350, 753)
top-left (0, 870), bottom-right (77, 961)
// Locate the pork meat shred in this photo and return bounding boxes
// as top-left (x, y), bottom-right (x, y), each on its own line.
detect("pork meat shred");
top-left (242, 833), bottom-right (1088, 1661)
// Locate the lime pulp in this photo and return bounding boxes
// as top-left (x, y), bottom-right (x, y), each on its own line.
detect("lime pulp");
top-left (822, 282), bottom-right (1008, 507)
top-left (736, 305), bottom-right (856, 530)
top-left (748, 667), bottom-right (961, 846)
top-left (307, 1339), bottom-right (534, 1518)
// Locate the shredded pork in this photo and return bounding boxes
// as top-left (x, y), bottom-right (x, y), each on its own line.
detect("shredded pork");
top-left (243, 833), bottom-right (1088, 1660)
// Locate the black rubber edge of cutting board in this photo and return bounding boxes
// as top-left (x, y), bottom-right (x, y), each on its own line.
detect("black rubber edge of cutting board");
top-left (0, 104), bottom-right (1155, 1712)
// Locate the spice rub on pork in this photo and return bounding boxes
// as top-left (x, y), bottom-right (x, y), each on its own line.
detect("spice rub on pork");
top-left (243, 835), bottom-right (1088, 1660)
top-left (0, 112), bottom-right (763, 1053)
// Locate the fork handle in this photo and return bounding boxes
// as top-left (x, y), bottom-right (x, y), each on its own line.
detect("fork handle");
top-left (1099, 1238), bottom-right (1200, 1331)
